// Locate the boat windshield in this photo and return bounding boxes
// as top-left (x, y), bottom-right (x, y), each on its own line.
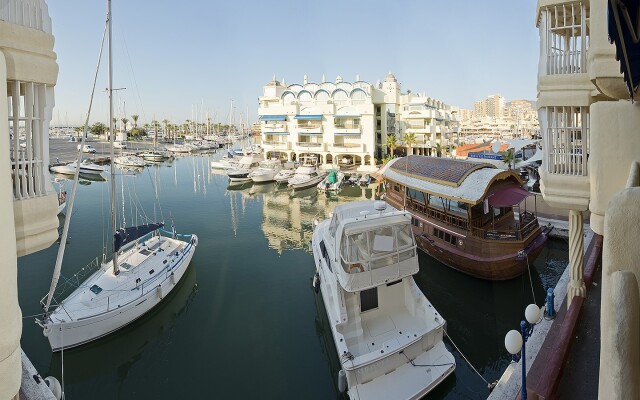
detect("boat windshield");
top-left (340, 223), bottom-right (415, 272)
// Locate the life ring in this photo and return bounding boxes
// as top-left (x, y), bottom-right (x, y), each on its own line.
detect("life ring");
top-left (349, 263), bottom-right (365, 273)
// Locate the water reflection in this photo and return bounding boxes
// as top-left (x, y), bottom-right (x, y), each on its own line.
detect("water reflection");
top-left (46, 264), bottom-right (198, 397)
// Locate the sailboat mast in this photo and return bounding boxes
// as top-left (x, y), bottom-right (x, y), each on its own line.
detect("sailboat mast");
top-left (108, 0), bottom-right (119, 275)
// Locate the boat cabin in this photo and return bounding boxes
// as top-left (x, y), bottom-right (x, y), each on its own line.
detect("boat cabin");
top-left (325, 201), bottom-right (418, 292)
top-left (380, 156), bottom-right (549, 280)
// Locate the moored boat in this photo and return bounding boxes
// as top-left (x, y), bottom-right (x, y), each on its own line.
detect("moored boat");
top-left (380, 155), bottom-right (551, 280)
top-left (317, 169), bottom-right (344, 192)
top-left (287, 155), bottom-right (325, 190)
top-left (311, 200), bottom-right (455, 399)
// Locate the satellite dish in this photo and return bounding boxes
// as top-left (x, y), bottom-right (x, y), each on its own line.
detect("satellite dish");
top-left (491, 141), bottom-right (501, 153)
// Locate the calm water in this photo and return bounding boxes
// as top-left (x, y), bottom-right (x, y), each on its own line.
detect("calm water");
top-left (18, 153), bottom-right (568, 399)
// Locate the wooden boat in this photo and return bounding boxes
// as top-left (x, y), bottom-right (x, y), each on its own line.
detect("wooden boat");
top-left (379, 156), bottom-right (551, 280)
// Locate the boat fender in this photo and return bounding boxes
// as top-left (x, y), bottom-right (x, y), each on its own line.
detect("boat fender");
top-left (338, 370), bottom-right (347, 393)
top-left (45, 376), bottom-right (63, 400)
top-left (156, 285), bottom-right (163, 299)
top-left (313, 272), bottom-right (320, 294)
top-left (170, 272), bottom-right (176, 285)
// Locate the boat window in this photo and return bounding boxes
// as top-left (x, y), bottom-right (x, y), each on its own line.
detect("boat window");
top-left (360, 288), bottom-right (378, 312)
top-left (320, 240), bottom-right (331, 272)
top-left (120, 262), bottom-right (133, 270)
top-left (90, 285), bottom-right (103, 295)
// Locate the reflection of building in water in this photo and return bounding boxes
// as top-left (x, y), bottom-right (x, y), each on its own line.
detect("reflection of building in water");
top-left (259, 185), bottom-right (376, 253)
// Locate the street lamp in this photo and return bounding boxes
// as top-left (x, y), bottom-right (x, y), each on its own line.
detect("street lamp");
top-left (504, 304), bottom-right (541, 400)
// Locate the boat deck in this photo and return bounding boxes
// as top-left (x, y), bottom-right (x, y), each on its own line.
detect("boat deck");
top-left (339, 279), bottom-right (439, 359)
top-left (51, 235), bottom-right (186, 321)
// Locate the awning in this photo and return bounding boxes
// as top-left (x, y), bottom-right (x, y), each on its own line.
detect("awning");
top-left (487, 183), bottom-right (531, 207)
top-left (608, 0), bottom-right (640, 99)
top-left (334, 133), bottom-right (361, 136)
top-left (259, 115), bottom-right (287, 121)
top-left (294, 114), bottom-right (322, 120)
top-left (298, 132), bottom-right (323, 136)
top-left (263, 132), bottom-right (289, 135)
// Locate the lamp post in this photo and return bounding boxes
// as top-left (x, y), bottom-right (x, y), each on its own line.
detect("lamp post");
top-left (504, 304), bottom-right (541, 400)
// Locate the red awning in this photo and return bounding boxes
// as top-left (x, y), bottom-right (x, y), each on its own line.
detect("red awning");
top-left (487, 183), bottom-right (531, 207)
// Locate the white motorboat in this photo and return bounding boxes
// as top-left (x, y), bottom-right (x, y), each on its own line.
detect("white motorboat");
top-left (139, 150), bottom-right (170, 161)
top-left (249, 159), bottom-right (282, 183)
top-left (114, 154), bottom-right (146, 167)
top-left (51, 159), bottom-right (105, 175)
top-left (287, 156), bottom-right (325, 190)
top-left (211, 150), bottom-right (240, 170)
top-left (317, 169), bottom-right (344, 192)
top-left (274, 168), bottom-right (295, 184)
top-left (226, 154), bottom-right (263, 182)
top-left (359, 173), bottom-right (371, 186)
top-left (311, 200), bottom-right (455, 399)
top-left (37, 2), bottom-right (197, 352)
top-left (348, 173), bottom-right (360, 186)
top-left (167, 144), bottom-right (192, 153)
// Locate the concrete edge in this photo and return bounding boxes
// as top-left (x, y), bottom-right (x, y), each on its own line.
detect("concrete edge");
top-left (487, 225), bottom-right (594, 400)
top-left (19, 349), bottom-right (56, 400)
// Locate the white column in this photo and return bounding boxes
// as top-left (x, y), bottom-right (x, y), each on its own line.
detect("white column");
top-left (568, 209), bottom-right (586, 306)
top-left (0, 52), bottom-right (22, 400)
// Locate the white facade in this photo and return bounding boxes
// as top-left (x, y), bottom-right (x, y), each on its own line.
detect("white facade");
top-left (257, 73), bottom-right (457, 170)
top-left (1, 1), bottom-right (60, 398)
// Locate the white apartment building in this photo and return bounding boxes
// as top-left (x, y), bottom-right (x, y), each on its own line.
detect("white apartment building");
top-left (257, 73), bottom-right (457, 170)
top-left (458, 98), bottom-right (539, 140)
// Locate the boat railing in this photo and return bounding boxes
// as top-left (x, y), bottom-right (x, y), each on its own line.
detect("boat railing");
top-left (406, 199), bottom-right (469, 230)
top-left (40, 256), bottom-right (103, 310)
top-left (471, 217), bottom-right (540, 241)
top-left (340, 247), bottom-right (416, 274)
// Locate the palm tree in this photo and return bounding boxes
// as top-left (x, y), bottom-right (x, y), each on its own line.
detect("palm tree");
top-left (435, 142), bottom-right (443, 157)
top-left (387, 133), bottom-right (398, 157)
top-left (131, 114), bottom-right (139, 129)
top-left (402, 132), bottom-right (416, 156)
top-left (501, 148), bottom-right (520, 170)
top-left (121, 118), bottom-right (129, 132)
top-left (162, 119), bottom-right (169, 141)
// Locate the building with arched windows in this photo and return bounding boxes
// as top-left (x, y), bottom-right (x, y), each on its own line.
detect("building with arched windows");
top-left (257, 74), bottom-right (458, 171)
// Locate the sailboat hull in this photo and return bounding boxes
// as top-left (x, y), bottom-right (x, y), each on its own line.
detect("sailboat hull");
top-left (41, 234), bottom-right (197, 352)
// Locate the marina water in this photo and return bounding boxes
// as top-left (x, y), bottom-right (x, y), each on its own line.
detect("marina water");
top-left (18, 153), bottom-right (568, 399)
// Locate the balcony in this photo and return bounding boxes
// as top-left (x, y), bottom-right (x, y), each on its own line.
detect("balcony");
top-left (331, 143), bottom-right (363, 152)
top-left (262, 141), bottom-right (291, 150)
top-left (296, 141), bottom-right (323, 148)
top-left (538, 1), bottom-right (589, 76)
top-left (262, 123), bottom-right (287, 131)
top-left (8, 80), bottom-right (59, 256)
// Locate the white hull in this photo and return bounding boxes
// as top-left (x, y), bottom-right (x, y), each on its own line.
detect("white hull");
top-left (250, 172), bottom-right (277, 183)
top-left (288, 174), bottom-right (324, 190)
top-left (41, 234), bottom-right (197, 351)
top-left (311, 201), bottom-right (455, 399)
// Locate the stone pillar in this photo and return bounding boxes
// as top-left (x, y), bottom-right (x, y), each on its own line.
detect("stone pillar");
top-left (0, 52), bottom-right (22, 400)
top-left (568, 209), bottom-right (586, 306)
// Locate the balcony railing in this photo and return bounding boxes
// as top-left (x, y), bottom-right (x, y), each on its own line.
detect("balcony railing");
top-left (540, 2), bottom-right (589, 75)
top-left (296, 142), bottom-right (323, 148)
top-left (543, 106), bottom-right (589, 176)
top-left (9, 81), bottom-right (47, 200)
top-left (262, 123), bottom-right (287, 131)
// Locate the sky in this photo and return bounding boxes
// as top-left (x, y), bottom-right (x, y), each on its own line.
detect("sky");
top-left (47, 1), bottom-right (540, 127)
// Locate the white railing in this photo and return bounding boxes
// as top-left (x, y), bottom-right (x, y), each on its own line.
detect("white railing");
top-left (544, 106), bottom-right (589, 176)
top-left (0, 0), bottom-right (52, 33)
top-left (9, 80), bottom-right (47, 199)
top-left (542, 2), bottom-right (589, 75)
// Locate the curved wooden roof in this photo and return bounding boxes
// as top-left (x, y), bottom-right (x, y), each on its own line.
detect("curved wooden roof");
top-left (388, 155), bottom-right (495, 187)
top-left (380, 156), bottom-right (523, 205)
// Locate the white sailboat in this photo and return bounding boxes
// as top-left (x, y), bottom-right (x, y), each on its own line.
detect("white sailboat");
top-left (37, 1), bottom-right (198, 352)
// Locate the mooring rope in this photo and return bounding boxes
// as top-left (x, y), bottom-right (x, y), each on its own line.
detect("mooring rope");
top-left (444, 330), bottom-right (495, 389)
top-left (526, 255), bottom-right (536, 304)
